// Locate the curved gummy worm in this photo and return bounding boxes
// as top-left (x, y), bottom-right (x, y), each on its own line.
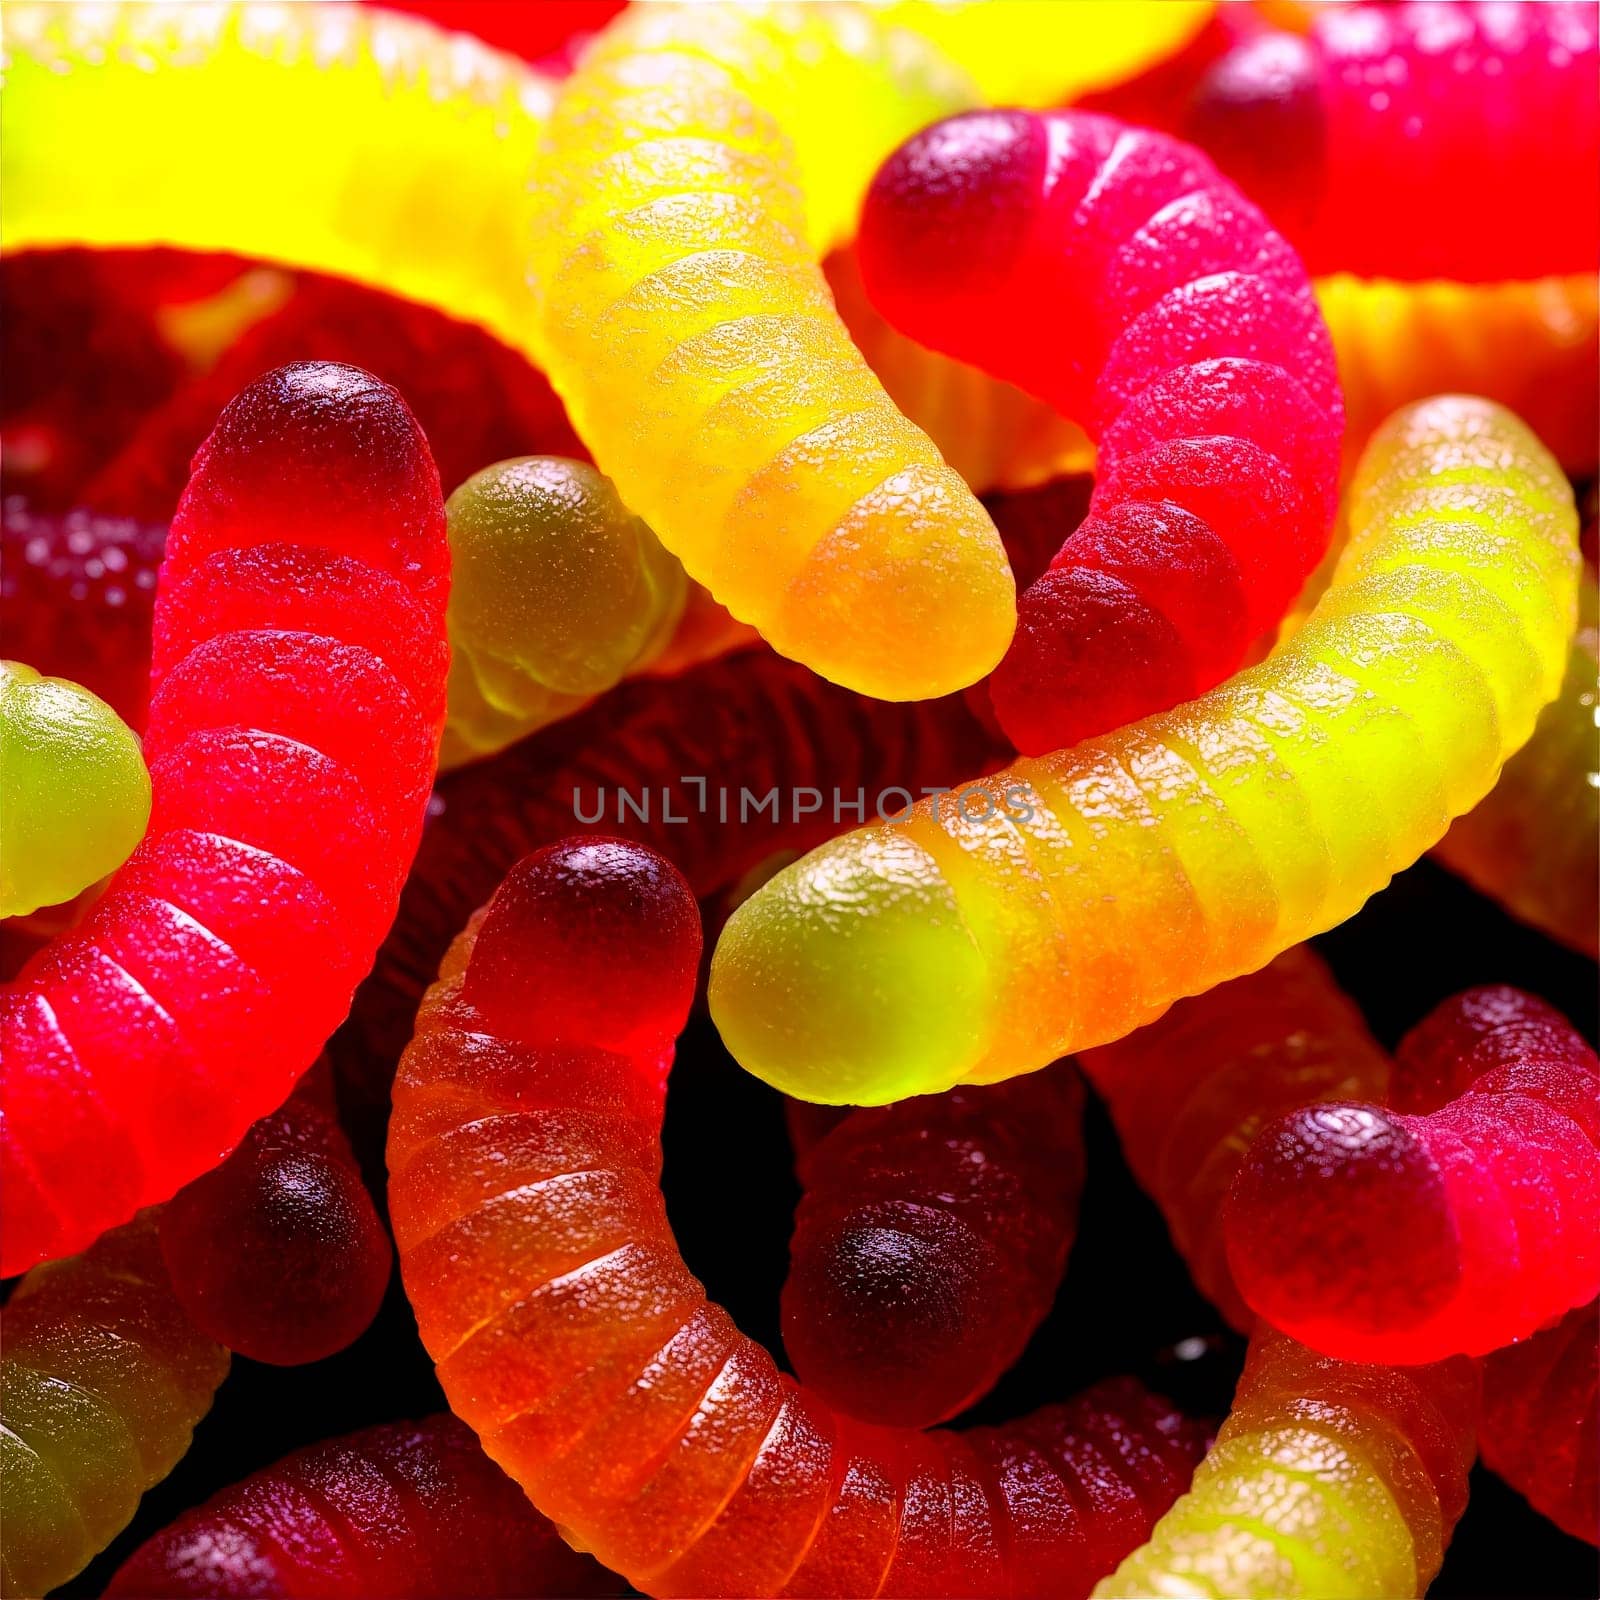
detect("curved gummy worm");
top-left (389, 840), bottom-right (1209, 1599)
top-left (104, 1413), bottom-right (616, 1598)
top-left (331, 649), bottom-right (1002, 1119)
top-left (1095, 1328), bottom-right (1478, 1599)
top-left (442, 457), bottom-right (689, 769)
top-left (858, 107), bottom-right (1343, 752)
top-left (709, 396), bottom-right (1579, 1106)
top-left (0, 660), bottom-right (152, 918)
top-left (1228, 985), bottom-right (1600, 1363)
top-left (0, 361), bottom-right (450, 1277)
top-left (1319, 273), bottom-right (1600, 477)
top-left (1433, 573), bottom-right (1599, 958)
top-left (1079, 945), bottom-right (1390, 1332)
top-left (159, 1064), bottom-right (391, 1366)
top-left (0, 503), bottom-right (165, 729)
top-left (1186, 1), bottom-right (1600, 281)
top-left (783, 1066), bottom-right (1085, 1429)
top-left (0, 1212), bottom-right (230, 1597)
top-left (1480, 1298), bottom-right (1598, 1547)
top-left (528, 2), bottom-right (1014, 698)
top-left (0, 2), bottom-right (554, 349)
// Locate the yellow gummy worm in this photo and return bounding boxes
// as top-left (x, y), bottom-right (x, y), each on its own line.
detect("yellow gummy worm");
top-left (0, 1213), bottom-right (229, 1597)
top-left (527, 2), bottom-right (1019, 698)
top-left (1, 2), bottom-right (552, 346)
top-left (1094, 1328), bottom-right (1479, 1599)
top-left (710, 397), bottom-right (1580, 1103)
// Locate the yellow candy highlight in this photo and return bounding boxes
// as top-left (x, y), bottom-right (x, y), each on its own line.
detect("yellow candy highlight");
top-left (530, 2), bottom-right (1020, 698)
top-left (0, 661), bottom-right (151, 919)
top-left (0, 1213), bottom-right (229, 1597)
top-left (880, 0), bottom-right (1213, 107)
top-left (1433, 572), bottom-right (1599, 957)
top-left (711, 397), bottom-right (1580, 1103)
top-left (1, 2), bottom-right (552, 348)
top-left (1094, 1329), bottom-right (1478, 1599)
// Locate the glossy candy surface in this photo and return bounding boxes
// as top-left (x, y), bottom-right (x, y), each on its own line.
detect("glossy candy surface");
top-left (859, 107), bottom-right (1342, 752)
top-left (1080, 945), bottom-right (1391, 1331)
top-left (390, 840), bottom-right (1209, 1598)
top-left (159, 1065), bottom-right (391, 1366)
top-left (0, 1212), bottom-right (231, 1597)
top-left (442, 458), bottom-right (688, 768)
top-left (1433, 573), bottom-right (1599, 957)
top-left (105, 1414), bottom-right (616, 1598)
top-left (1187, 2), bottom-right (1600, 281)
top-left (783, 1066), bottom-right (1085, 1427)
top-left (0, 502), bottom-right (165, 728)
top-left (529, 2), bottom-right (1014, 699)
top-left (1, 3), bottom-right (554, 351)
top-left (0, 659), bottom-right (151, 918)
top-left (1480, 1299), bottom-right (1599, 1547)
top-left (1228, 985), bottom-right (1600, 1363)
top-left (1095, 1328), bottom-right (1478, 1599)
top-left (711, 397), bottom-right (1580, 1105)
top-left (0, 361), bottom-right (450, 1276)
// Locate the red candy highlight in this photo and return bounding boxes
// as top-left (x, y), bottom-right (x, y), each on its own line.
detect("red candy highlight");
top-left (1227, 986), bottom-right (1600, 1363)
top-left (783, 1066), bottom-right (1085, 1428)
top-left (1188, 2), bottom-right (1600, 281)
top-left (105, 1414), bottom-right (615, 1598)
top-left (1480, 1298), bottom-right (1598, 1547)
top-left (0, 361), bottom-right (450, 1276)
top-left (859, 108), bottom-right (1341, 754)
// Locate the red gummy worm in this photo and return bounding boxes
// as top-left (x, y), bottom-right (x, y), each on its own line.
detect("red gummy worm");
top-left (330, 648), bottom-right (1002, 1113)
top-left (1227, 986), bottom-right (1600, 1363)
top-left (858, 107), bottom-right (1341, 755)
top-left (104, 1414), bottom-right (617, 1598)
top-left (1480, 1298), bottom-right (1598, 1547)
top-left (0, 499), bottom-right (165, 731)
top-left (159, 1063), bottom-right (391, 1366)
top-left (390, 841), bottom-right (1208, 1598)
top-left (1187, 2), bottom-right (1600, 281)
top-left (783, 1066), bottom-right (1085, 1428)
top-left (0, 361), bottom-right (450, 1276)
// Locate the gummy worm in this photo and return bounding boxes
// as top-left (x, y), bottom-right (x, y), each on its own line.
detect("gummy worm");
top-left (390, 840), bottom-right (1209, 1599)
top-left (709, 396), bottom-right (1579, 1105)
top-left (158, 1063), bottom-right (392, 1367)
top-left (1187, 1), bottom-right (1600, 282)
top-left (0, 659), bottom-right (151, 918)
top-left (0, 3), bottom-right (554, 351)
top-left (1228, 985), bottom-right (1600, 1364)
top-left (858, 107), bottom-right (1343, 752)
top-left (783, 1065), bottom-right (1085, 1429)
top-left (1079, 945), bottom-right (1391, 1333)
top-left (1480, 1298), bottom-right (1598, 1547)
top-left (0, 1212), bottom-right (230, 1597)
top-left (105, 1414), bottom-right (616, 1598)
top-left (1095, 1327), bottom-right (1478, 1599)
top-left (0, 362), bottom-right (450, 1276)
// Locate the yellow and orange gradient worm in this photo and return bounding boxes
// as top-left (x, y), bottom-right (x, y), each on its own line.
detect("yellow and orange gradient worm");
top-left (711, 397), bottom-right (1580, 1103)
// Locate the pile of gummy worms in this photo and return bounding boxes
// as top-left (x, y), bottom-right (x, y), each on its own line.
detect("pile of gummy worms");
top-left (0, 3), bottom-right (1595, 1598)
